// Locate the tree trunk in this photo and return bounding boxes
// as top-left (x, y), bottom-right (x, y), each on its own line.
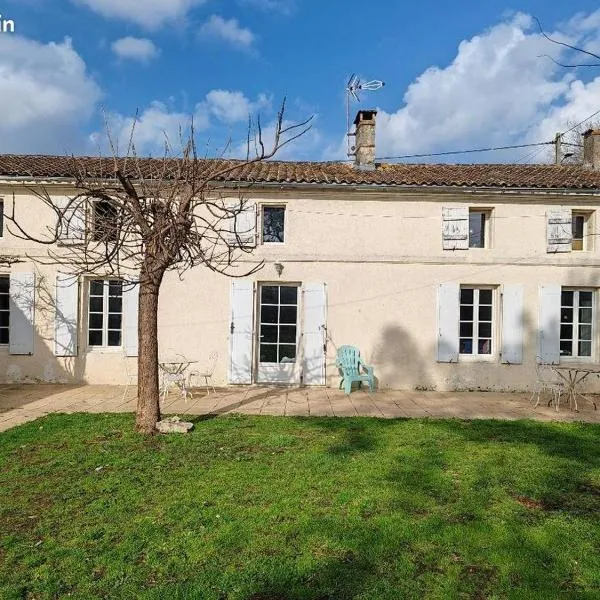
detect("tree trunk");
top-left (136, 278), bottom-right (162, 434)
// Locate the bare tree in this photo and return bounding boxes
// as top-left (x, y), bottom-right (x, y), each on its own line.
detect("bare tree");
top-left (6, 100), bottom-right (311, 434)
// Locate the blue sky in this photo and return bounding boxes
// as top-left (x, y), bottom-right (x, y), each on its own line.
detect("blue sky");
top-left (1, 0), bottom-right (600, 162)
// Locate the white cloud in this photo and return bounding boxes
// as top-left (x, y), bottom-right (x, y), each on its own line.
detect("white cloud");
top-left (205, 90), bottom-right (270, 123)
top-left (0, 35), bottom-right (101, 154)
top-left (238, 0), bottom-right (295, 15)
top-left (199, 15), bottom-right (255, 50)
top-left (74, 0), bottom-right (205, 29)
top-left (111, 37), bottom-right (160, 63)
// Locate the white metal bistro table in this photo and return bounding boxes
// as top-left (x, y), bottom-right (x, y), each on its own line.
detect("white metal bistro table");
top-left (159, 358), bottom-right (198, 401)
top-left (551, 365), bottom-right (600, 412)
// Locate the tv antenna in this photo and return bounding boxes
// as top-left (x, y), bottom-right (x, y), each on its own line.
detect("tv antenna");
top-left (346, 74), bottom-right (385, 157)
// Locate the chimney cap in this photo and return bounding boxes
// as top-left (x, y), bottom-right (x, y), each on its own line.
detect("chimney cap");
top-left (583, 128), bottom-right (600, 137)
top-left (354, 110), bottom-right (377, 126)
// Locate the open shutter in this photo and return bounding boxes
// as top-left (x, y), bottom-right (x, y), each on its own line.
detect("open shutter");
top-left (228, 280), bottom-right (255, 384)
top-left (224, 201), bottom-right (256, 247)
top-left (501, 285), bottom-right (524, 364)
top-left (442, 207), bottom-right (469, 250)
top-left (55, 195), bottom-right (86, 244)
top-left (9, 272), bottom-right (35, 355)
top-left (123, 282), bottom-right (139, 357)
top-left (538, 285), bottom-right (561, 364)
top-left (55, 274), bottom-right (79, 357)
top-left (437, 282), bottom-right (459, 362)
top-left (547, 208), bottom-right (572, 253)
top-left (302, 283), bottom-right (327, 385)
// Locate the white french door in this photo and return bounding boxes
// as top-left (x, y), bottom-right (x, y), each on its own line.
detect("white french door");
top-left (256, 284), bottom-right (301, 384)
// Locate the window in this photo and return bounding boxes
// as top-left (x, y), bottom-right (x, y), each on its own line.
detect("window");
top-left (572, 212), bottom-right (592, 251)
top-left (0, 276), bottom-right (8, 344)
top-left (92, 200), bottom-right (118, 242)
top-left (459, 287), bottom-right (494, 355)
top-left (259, 285), bottom-right (298, 363)
top-left (262, 206), bottom-right (285, 243)
top-left (0, 200), bottom-right (4, 237)
top-left (88, 280), bottom-right (123, 347)
top-left (560, 289), bottom-right (593, 358)
top-left (469, 209), bottom-right (490, 248)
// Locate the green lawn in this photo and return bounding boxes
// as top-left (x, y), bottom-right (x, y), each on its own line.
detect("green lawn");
top-left (0, 414), bottom-right (599, 599)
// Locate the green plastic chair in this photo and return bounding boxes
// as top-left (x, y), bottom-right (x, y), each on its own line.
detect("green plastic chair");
top-left (335, 345), bottom-right (375, 395)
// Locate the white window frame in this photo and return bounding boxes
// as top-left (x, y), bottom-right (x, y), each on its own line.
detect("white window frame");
top-left (91, 199), bottom-right (118, 243)
top-left (468, 208), bottom-right (492, 249)
top-left (572, 211), bottom-right (593, 252)
top-left (261, 204), bottom-right (286, 245)
top-left (87, 279), bottom-right (124, 351)
top-left (459, 286), bottom-right (496, 360)
top-left (0, 274), bottom-right (8, 346)
top-left (560, 288), bottom-right (595, 362)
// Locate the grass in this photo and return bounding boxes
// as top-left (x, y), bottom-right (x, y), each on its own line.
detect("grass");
top-left (0, 414), bottom-right (599, 599)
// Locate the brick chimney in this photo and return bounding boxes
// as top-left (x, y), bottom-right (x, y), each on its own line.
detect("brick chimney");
top-left (583, 129), bottom-right (600, 170)
top-left (353, 110), bottom-right (377, 170)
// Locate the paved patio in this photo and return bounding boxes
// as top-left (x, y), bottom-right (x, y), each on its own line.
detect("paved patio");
top-left (1, 384), bottom-right (599, 432)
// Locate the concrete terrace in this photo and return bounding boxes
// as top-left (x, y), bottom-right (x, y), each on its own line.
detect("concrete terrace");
top-left (1, 385), bottom-right (599, 432)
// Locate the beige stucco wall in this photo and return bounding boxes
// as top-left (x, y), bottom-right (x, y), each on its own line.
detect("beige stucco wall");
top-left (1, 182), bottom-right (600, 392)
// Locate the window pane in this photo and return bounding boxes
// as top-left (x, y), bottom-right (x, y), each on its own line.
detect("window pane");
top-left (88, 330), bottom-right (103, 346)
top-left (0, 312), bottom-right (8, 328)
top-left (0, 295), bottom-right (7, 310)
top-left (90, 297), bottom-right (103, 312)
top-left (260, 305), bottom-right (278, 324)
top-left (478, 305), bottom-right (492, 322)
top-left (572, 216), bottom-right (585, 240)
top-left (560, 324), bottom-right (573, 340)
top-left (0, 328), bottom-right (8, 344)
top-left (459, 339), bottom-right (473, 354)
top-left (89, 313), bottom-right (103, 329)
top-left (479, 289), bottom-right (492, 305)
top-left (260, 325), bottom-right (278, 344)
top-left (262, 207), bottom-right (285, 243)
top-left (90, 280), bottom-right (104, 296)
top-left (579, 292), bottom-right (593, 307)
top-left (478, 339), bottom-right (492, 354)
top-left (561, 290), bottom-right (574, 306)
top-left (108, 297), bottom-right (122, 313)
top-left (579, 308), bottom-right (593, 324)
top-left (560, 340), bottom-right (573, 356)
top-left (280, 306), bottom-right (297, 324)
top-left (460, 305), bottom-right (473, 321)
top-left (278, 345), bottom-right (296, 362)
top-left (261, 286), bottom-right (278, 304)
top-left (260, 344), bottom-right (277, 363)
top-left (579, 341), bottom-right (592, 357)
top-left (280, 286), bottom-right (297, 305)
top-left (459, 322), bottom-right (473, 337)
top-left (579, 324), bottom-right (592, 341)
top-left (460, 288), bottom-right (473, 304)
top-left (0, 277), bottom-right (9, 293)
top-left (469, 212), bottom-right (485, 248)
top-left (279, 325), bottom-right (296, 344)
top-left (108, 314), bottom-right (122, 330)
top-left (107, 331), bottom-right (121, 346)
top-left (479, 322), bottom-right (492, 338)
top-left (109, 281), bottom-right (123, 296)
top-left (561, 308), bottom-right (573, 323)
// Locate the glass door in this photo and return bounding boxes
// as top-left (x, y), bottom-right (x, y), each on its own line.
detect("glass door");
top-left (256, 284), bottom-right (300, 384)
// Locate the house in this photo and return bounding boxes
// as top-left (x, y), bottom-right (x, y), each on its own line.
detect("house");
top-left (1, 111), bottom-right (600, 392)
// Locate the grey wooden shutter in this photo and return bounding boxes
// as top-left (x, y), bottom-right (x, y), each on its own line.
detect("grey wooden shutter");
top-left (54, 274), bottom-right (79, 357)
top-left (123, 282), bottom-right (139, 357)
top-left (547, 208), bottom-right (572, 253)
top-left (538, 285), bottom-right (561, 364)
top-left (55, 195), bottom-right (86, 244)
top-left (228, 280), bottom-right (255, 384)
top-left (437, 282), bottom-right (460, 362)
top-left (442, 207), bottom-right (469, 250)
top-left (302, 283), bottom-right (327, 385)
top-left (224, 201), bottom-right (256, 247)
top-left (501, 285), bottom-right (524, 364)
top-left (9, 272), bottom-right (35, 355)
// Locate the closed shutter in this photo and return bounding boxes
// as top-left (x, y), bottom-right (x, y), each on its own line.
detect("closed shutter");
top-left (9, 272), bottom-right (35, 355)
top-left (55, 196), bottom-right (86, 244)
top-left (437, 282), bottom-right (460, 362)
top-left (547, 208), bottom-right (572, 253)
top-left (55, 274), bottom-right (79, 357)
top-left (228, 280), bottom-right (255, 384)
top-left (442, 207), bottom-right (469, 250)
top-left (538, 285), bottom-right (561, 364)
top-left (224, 201), bottom-right (256, 247)
top-left (302, 283), bottom-right (327, 385)
top-left (501, 285), bottom-right (524, 364)
top-left (123, 282), bottom-right (139, 357)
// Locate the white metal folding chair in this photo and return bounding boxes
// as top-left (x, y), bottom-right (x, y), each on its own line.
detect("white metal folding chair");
top-left (532, 359), bottom-right (565, 412)
top-left (189, 351), bottom-right (218, 394)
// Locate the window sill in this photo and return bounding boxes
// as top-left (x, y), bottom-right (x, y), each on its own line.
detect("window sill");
top-left (458, 354), bottom-right (497, 363)
top-left (86, 347), bottom-right (124, 355)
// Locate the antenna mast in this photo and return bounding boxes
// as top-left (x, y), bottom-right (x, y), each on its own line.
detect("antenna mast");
top-left (346, 74), bottom-right (385, 157)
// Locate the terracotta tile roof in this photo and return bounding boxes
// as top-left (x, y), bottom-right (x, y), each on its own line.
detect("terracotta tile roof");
top-left (1, 154), bottom-right (600, 190)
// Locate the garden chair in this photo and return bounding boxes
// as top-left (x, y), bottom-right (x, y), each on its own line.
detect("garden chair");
top-left (531, 359), bottom-right (565, 412)
top-left (188, 351), bottom-right (218, 394)
top-left (335, 345), bottom-right (375, 395)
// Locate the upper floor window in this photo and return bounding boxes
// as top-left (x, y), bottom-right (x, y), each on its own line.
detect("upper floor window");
top-left (88, 279), bottom-right (123, 348)
top-left (92, 200), bottom-right (118, 242)
top-left (469, 209), bottom-right (490, 248)
top-left (442, 207), bottom-right (492, 250)
top-left (572, 212), bottom-right (592, 251)
top-left (459, 287), bottom-right (494, 356)
top-left (560, 289), bottom-right (593, 359)
top-left (262, 206), bottom-right (285, 243)
top-left (0, 276), bottom-right (8, 344)
top-left (0, 200), bottom-right (4, 237)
